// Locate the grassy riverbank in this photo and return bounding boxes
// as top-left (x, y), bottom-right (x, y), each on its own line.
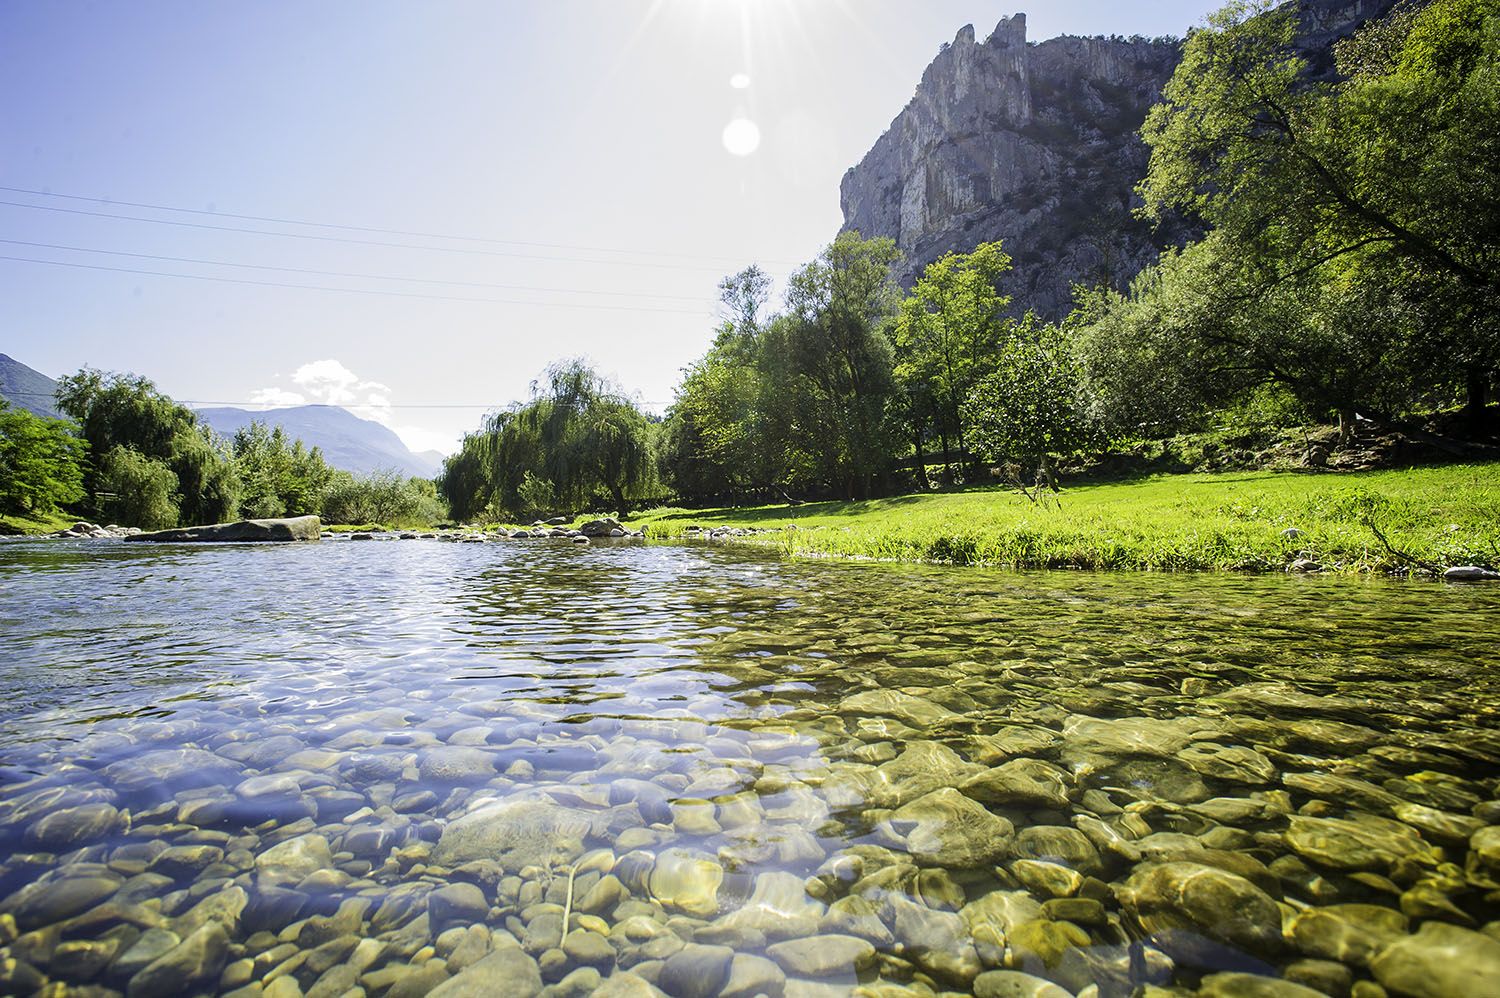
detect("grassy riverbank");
top-left (628, 464), bottom-right (1500, 573)
top-left (0, 510), bottom-right (74, 536)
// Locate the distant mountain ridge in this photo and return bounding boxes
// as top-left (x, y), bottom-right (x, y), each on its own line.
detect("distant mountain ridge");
top-left (195, 405), bottom-right (442, 478)
top-left (0, 353), bottom-right (62, 420)
top-left (0, 352), bottom-right (440, 478)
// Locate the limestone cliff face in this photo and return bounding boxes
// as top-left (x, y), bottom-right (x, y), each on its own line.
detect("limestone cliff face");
top-left (840, 1), bottom-right (1403, 317)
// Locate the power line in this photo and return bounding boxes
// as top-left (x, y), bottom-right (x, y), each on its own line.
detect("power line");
top-left (2, 390), bottom-right (678, 411)
top-left (0, 238), bottom-right (713, 303)
top-left (0, 199), bottom-right (786, 275)
top-left (0, 185), bottom-right (802, 268)
top-left (0, 254), bottom-right (714, 315)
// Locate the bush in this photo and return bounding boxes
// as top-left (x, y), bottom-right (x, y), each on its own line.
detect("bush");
top-left (98, 447), bottom-right (179, 530)
top-left (321, 471), bottom-right (445, 527)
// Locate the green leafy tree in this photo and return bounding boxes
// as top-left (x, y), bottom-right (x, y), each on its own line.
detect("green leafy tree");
top-left (440, 360), bottom-right (657, 520)
top-left (54, 368), bottom-right (239, 524)
top-left (97, 446), bottom-right (179, 530)
top-left (1138, 0), bottom-right (1500, 427)
top-left (232, 421), bottom-right (334, 519)
top-left (895, 242), bottom-right (1015, 473)
top-left (322, 470), bottom-right (444, 526)
top-left (0, 401), bottom-right (87, 516)
top-left (962, 320), bottom-right (1096, 496)
top-left (784, 232), bottom-right (904, 498)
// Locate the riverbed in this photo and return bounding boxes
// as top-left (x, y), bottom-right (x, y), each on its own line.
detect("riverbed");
top-left (1, 536), bottom-right (1497, 997)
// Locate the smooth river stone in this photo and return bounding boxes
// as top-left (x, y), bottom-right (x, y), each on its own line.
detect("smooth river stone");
top-left (255, 833), bottom-right (333, 887)
top-left (1060, 715), bottom-right (1221, 760)
top-left (127, 923), bottom-right (230, 998)
top-left (648, 848), bottom-right (724, 918)
top-left (1177, 743), bottom-right (1277, 785)
top-left (870, 741), bottom-right (981, 808)
top-left (427, 945), bottom-right (544, 998)
top-left (716, 869), bottom-right (826, 940)
top-left (103, 748), bottom-right (242, 798)
top-left (961, 890), bottom-right (1044, 965)
top-left (838, 689), bottom-right (961, 728)
top-left (766, 934), bottom-right (876, 977)
top-left (1287, 904), bottom-right (1406, 967)
top-left (1011, 826), bottom-right (1104, 877)
top-left (23, 802), bottom-right (122, 849)
top-left (1283, 815), bottom-right (1439, 871)
top-left (1369, 920), bottom-right (1500, 998)
top-left (876, 788), bottom-right (1013, 868)
top-left (433, 799), bottom-right (591, 871)
top-left (1115, 862), bottom-right (1284, 965)
top-left (960, 759), bottom-right (1071, 809)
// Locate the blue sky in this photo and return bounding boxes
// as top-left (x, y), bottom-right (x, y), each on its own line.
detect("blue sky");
top-left (1, 0), bottom-right (1219, 453)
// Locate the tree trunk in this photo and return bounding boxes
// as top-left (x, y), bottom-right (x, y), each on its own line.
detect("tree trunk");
top-left (1337, 408), bottom-right (1356, 447)
top-left (1465, 366), bottom-right (1491, 430)
top-left (939, 432), bottom-right (952, 486)
top-left (913, 432), bottom-right (927, 490)
top-left (609, 485), bottom-right (630, 519)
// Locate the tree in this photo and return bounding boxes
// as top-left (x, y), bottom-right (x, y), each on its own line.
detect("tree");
top-left (1138, 0), bottom-right (1500, 427)
top-left (439, 360), bottom-right (657, 520)
top-left (97, 446), bottom-right (179, 530)
top-left (895, 242), bottom-right (1015, 475)
top-left (232, 421), bottom-right (334, 519)
top-left (0, 401), bottom-right (86, 517)
top-left (54, 368), bottom-right (239, 524)
top-left (784, 232), bottom-right (904, 498)
top-left (962, 320), bottom-right (1096, 498)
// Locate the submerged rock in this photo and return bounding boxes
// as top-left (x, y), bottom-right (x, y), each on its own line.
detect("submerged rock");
top-left (1369, 920), bottom-right (1500, 998)
top-left (433, 799), bottom-right (591, 871)
top-left (1116, 862), bottom-right (1283, 965)
top-left (126, 515), bottom-right (321, 543)
top-left (876, 788), bottom-right (1013, 868)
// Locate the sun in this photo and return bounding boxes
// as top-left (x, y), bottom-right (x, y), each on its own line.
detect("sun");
top-left (722, 118), bottom-right (762, 157)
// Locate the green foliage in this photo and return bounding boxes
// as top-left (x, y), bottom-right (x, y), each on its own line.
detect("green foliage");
top-left (97, 446), bottom-right (179, 531)
top-left (895, 242), bottom-right (1014, 466)
top-left (322, 470), bottom-right (444, 527)
top-left (440, 360), bottom-right (659, 520)
top-left (961, 319), bottom-right (1097, 480)
top-left (1134, 0), bottom-right (1500, 423)
top-left (783, 232), bottom-right (904, 497)
top-left (0, 401), bottom-right (87, 517)
top-left (55, 368), bottom-right (239, 525)
top-left (232, 421), bottom-right (335, 519)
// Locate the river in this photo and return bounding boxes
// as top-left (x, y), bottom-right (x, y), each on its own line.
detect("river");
top-left (1, 535), bottom-right (1497, 997)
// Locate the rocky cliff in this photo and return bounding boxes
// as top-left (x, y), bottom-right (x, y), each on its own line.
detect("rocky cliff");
top-left (840, 1), bottom-right (1403, 317)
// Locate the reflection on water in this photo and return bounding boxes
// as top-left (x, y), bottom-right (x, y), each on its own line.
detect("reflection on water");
top-left (1, 536), bottom-right (1498, 997)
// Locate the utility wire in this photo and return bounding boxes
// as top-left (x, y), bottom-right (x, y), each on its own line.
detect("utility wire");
top-left (0, 238), bottom-right (713, 302)
top-left (0, 254), bottom-right (713, 314)
top-left (1, 389), bottom-right (677, 410)
top-left (0, 185), bottom-right (802, 268)
top-left (0, 199), bottom-right (787, 275)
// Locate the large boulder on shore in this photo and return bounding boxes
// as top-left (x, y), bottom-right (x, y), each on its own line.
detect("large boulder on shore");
top-left (126, 516), bottom-right (321, 543)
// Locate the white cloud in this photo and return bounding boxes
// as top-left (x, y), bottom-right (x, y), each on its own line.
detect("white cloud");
top-left (248, 387), bottom-right (307, 408)
top-left (254, 358), bottom-right (393, 424)
top-left (252, 359), bottom-right (458, 456)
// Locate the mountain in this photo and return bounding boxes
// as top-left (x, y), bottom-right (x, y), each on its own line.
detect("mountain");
top-left (839, 0), bottom-right (1403, 318)
top-left (195, 405), bottom-right (443, 479)
top-left (0, 353), bottom-right (62, 420)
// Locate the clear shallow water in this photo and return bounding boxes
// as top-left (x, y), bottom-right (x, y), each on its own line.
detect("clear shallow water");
top-left (1, 536), bottom-right (1498, 998)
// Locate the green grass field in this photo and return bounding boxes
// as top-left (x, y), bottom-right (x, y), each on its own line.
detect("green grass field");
top-left (0, 510), bottom-right (74, 536)
top-left (625, 465), bottom-right (1500, 574)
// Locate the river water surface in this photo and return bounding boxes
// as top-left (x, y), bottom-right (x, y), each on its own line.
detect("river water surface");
top-left (2, 536), bottom-right (1498, 998)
